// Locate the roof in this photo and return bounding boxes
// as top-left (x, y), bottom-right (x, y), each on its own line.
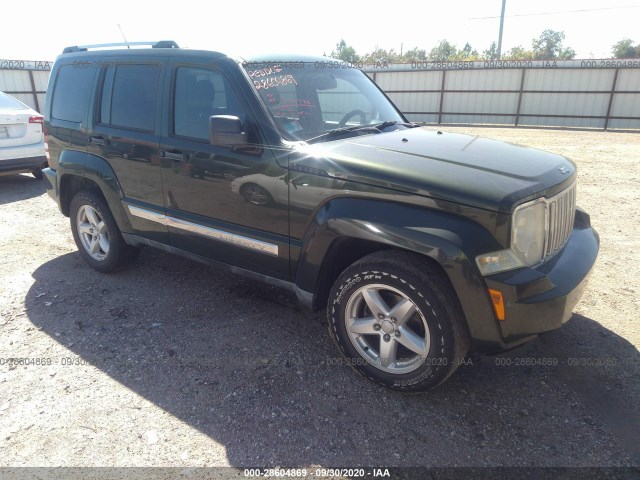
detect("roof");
top-left (59, 43), bottom-right (334, 65)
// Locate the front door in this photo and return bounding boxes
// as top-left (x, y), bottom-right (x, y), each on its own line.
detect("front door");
top-left (159, 61), bottom-right (289, 280)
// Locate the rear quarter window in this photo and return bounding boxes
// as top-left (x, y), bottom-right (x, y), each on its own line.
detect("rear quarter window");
top-left (51, 65), bottom-right (94, 122)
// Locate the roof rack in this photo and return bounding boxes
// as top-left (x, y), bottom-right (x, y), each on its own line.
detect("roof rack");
top-left (62, 41), bottom-right (179, 54)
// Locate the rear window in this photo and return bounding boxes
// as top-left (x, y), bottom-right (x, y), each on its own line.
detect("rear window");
top-left (51, 65), bottom-right (94, 122)
top-left (0, 92), bottom-right (29, 110)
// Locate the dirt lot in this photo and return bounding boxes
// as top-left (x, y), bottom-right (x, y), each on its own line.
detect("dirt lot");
top-left (0, 127), bottom-right (639, 471)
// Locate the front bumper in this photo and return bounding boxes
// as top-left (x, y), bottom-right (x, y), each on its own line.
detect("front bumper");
top-left (484, 207), bottom-right (599, 347)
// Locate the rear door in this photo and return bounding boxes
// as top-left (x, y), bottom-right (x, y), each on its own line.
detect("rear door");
top-left (88, 58), bottom-right (167, 243)
top-left (159, 59), bottom-right (290, 280)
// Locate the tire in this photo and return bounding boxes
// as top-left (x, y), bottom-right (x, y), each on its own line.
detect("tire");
top-left (327, 251), bottom-right (470, 392)
top-left (32, 168), bottom-right (43, 180)
top-left (240, 183), bottom-right (272, 206)
top-left (69, 190), bottom-right (139, 273)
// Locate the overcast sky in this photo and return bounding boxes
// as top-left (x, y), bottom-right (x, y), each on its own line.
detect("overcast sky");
top-left (3, 0), bottom-right (640, 61)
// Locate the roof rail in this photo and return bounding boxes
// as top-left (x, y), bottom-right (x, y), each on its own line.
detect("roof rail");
top-left (62, 41), bottom-right (179, 54)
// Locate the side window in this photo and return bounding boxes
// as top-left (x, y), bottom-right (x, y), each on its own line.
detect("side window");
top-left (51, 65), bottom-right (94, 122)
top-left (173, 67), bottom-right (244, 141)
top-left (100, 64), bottom-right (160, 132)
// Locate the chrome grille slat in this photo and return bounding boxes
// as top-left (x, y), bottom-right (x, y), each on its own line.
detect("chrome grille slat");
top-left (544, 182), bottom-right (576, 259)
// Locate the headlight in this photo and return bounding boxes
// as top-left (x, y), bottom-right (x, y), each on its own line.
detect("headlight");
top-left (511, 198), bottom-right (546, 266)
top-left (476, 198), bottom-right (546, 275)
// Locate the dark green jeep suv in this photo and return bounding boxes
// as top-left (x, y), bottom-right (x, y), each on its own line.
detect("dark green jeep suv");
top-left (42, 41), bottom-right (599, 391)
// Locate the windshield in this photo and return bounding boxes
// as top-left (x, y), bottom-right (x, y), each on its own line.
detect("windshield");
top-left (242, 61), bottom-right (405, 142)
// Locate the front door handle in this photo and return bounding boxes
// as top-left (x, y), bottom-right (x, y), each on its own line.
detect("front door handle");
top-left (160, 150), bottom-right (186, 162)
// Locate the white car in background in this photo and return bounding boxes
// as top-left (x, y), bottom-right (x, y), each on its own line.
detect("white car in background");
top-left (0, 91), bottom-right (47, 179)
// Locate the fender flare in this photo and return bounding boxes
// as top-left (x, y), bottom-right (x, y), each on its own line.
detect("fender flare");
top-left (294, 197), bottom-right (505, 349)
top-left (58, 150), bottom-right (133, 233)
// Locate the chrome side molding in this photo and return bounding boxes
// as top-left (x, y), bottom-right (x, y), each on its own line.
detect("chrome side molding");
top-left (126, 204), bottom-right (279, 256)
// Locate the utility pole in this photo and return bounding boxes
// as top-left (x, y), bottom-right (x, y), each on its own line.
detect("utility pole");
top-left (497, 0), bottom-right (507, 59)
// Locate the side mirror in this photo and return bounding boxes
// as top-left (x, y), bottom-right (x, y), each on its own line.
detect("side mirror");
top-left (209, 115), bottom-right (248, 147)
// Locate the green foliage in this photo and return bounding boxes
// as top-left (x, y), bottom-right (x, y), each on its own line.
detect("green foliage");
top-left (362, 47), bottom-right (399, 64)
top-left (483, 41), bottom-right (498, 61)
top-left (330, 39), bottom-right (360, 64)
top-left (428, 40), bottom-right (459, 61)
top-left (329, 29), bottom-right (582, 65)
top-left (400, 47), bottom-right (427, 62)
top-left (612, 38), bottom-right (640, 58)
top-left (531, 30), bottom-right (576, 60)
top-left (502, 46), bottom-right (535, 61)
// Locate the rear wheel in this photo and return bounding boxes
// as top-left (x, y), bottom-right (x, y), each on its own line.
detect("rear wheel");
top-left (327, 251), bottom-right (469, 392)
top-left (69, 190), bottom-right (138, 272)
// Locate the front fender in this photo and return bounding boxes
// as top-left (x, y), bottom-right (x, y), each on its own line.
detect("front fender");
top-left (58, 150), bottom-right (133, 233)
top-left (294, 197), bottom-right (506, 351)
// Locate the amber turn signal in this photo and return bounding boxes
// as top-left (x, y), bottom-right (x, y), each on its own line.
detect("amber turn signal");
top-left (488, 289), bottom-right (505, 321)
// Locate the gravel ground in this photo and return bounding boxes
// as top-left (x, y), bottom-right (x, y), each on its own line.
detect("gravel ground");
top-left (0, 127), bottom-right (638, 470)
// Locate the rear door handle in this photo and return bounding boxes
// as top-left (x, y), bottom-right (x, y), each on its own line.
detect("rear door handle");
top-left (90, 136), bottom-right (106, 146)
top-left (160, 150), bottom-right (186, 162)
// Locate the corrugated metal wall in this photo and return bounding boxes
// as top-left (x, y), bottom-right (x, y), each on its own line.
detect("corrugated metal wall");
top-left (366, 60), bottom-right (640, 130)
top-left (0, 60), bottom-right (52, 113)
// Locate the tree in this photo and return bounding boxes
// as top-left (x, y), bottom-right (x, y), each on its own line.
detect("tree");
top-left (456, 43), bottom-right (479, 60)
top-left (612, 38), bottom-right (639, 58)
top-left (483, 41), bottom-right (498, 60)
top-left (429, 40), bottom-right (459, 61)
top-left (362, 47), bottom-right (400, 64)
top-left (330, 39), bottom-right (360, 64)
top-left (400, 47), bottom-right (427, 63)
top-left (531, 30), bottom-right (576, 60)
top-left (502, 45), bottom-right (534, 60)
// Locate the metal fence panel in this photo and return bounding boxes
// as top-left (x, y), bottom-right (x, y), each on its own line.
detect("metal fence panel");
top-left (523, 116), bottom-right (605, 128)
top-left (446, 69), bottom-right (521, 90)
top-left (374, 70), bottom-right (442, 91)
top-left (0, 70), bottom-right (32, 94)
top-left (610, 93), bottom-right (640, 117)
top-left (523, 68), bottom-right (614, 91)
top-left (32, 71), bottom-right (50, 91)
top-left (445, 92), bottom-right (519, 114)
top-left (390, 92), bottom-right (440, 113)
top-left (442, 114), bottom-right (517, 124)
top-left (521, 92), bottom-right (610, 116)
top-left (616, 69), bottom-right (640, 91)
top-left (1, 61), bottom-right (51, 112)
top-left (365, 61), bottom-right (640, 130)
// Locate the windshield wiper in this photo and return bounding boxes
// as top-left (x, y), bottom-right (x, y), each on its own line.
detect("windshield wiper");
top-left (306, 121), bottom-right (400, 144)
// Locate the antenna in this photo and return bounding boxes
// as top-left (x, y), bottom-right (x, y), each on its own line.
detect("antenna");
top-left (117, 24), bottom-right (130, 48)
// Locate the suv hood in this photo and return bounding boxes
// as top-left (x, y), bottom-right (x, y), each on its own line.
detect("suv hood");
top-left (293, 128), bottom-right (576, 213)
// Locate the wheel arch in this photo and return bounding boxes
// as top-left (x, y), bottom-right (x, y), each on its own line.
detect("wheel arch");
top-left (294, 197), bottom-right (506, 350)
top-left (58, 150), bottom-right (133, 233)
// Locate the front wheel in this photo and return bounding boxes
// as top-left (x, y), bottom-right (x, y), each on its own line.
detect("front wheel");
top-left (69, 190), bottom-right (139, 272)
top-left (327, 251), bottom-right (469, 392)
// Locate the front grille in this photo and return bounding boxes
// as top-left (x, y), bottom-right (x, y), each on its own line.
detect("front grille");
top-left (544, 182), bottom-right (577, 258)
